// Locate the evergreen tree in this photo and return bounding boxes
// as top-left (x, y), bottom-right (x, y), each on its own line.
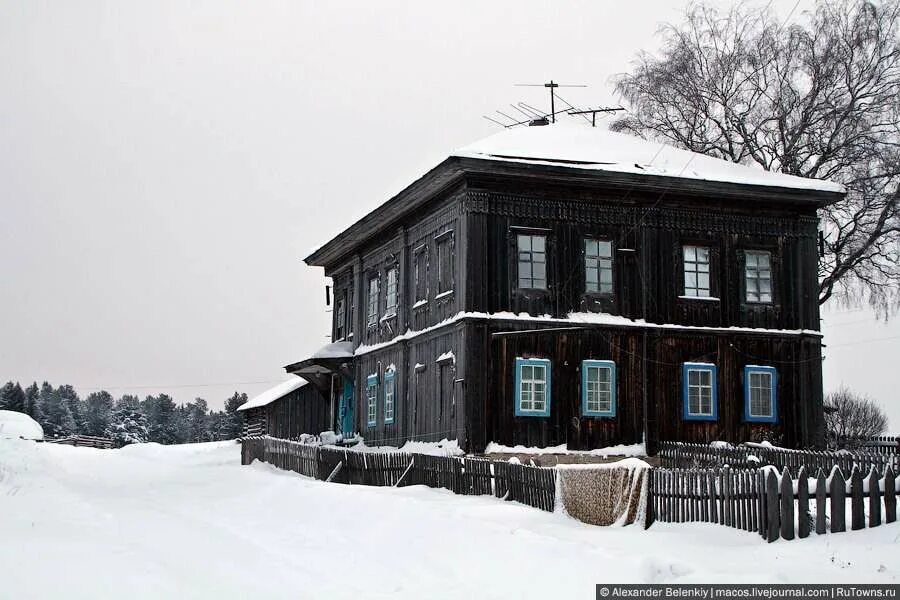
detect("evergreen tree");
top-left (143, 393), bottom-right (178, 444)
top-left (116, 394), bottom-right (141, 411)
top-left (83, 391), bottom-right (114, 436)
top-left (221, 392), bottom-right (247, 440)
top-left (105, 406), bottom-right (149, 447)
top-left (57, 384), bottom-right (84, 433)
top-left (24, 383), bottom-right (42, 421)
top-left (183, 398), bottom-right (209, 442)
top-left (39, 382), bottom-right (75, 438)
top-left (0, 382), bottom-right (26, 412)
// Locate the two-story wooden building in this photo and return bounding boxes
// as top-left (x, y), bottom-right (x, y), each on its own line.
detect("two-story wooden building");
top-left (286, 122), bottom-right (844, 453)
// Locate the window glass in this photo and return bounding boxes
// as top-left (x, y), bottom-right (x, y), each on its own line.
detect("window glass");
top-left (683, 246), bottom-right (711, 297)
top-left (585, 239), bottom-right (613, 294)
top-left (745, 251), bottom-right (773, 303)
top-left (518, 234), bottom-right (547, 289)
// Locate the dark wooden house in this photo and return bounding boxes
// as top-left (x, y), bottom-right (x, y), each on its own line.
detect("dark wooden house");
top-left (238, 377), bottom-right (330, 439)
top-left (287, 122), bottom-right (844, 453)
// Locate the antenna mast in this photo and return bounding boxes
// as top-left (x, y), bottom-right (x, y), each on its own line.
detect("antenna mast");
top-left (514, 80), bottom-right (586, 123)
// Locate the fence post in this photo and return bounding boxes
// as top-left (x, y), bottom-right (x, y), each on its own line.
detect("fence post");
top-left (797, 466), bottom-right (810, 539)
top-left (779, 467), bottom-right (795, 540)
top-left (765, 469), bottom-right (780, 543)
top-left (885, 466), bottom-right (897, 524)
top-left (815, 469), bottom-right (827, 535)
top-left (867, 467), bottom-right (881, 528)
top-left (850, 466), bottom-right (865, 531)
top-left (830, 467), bottom-right (847, 533)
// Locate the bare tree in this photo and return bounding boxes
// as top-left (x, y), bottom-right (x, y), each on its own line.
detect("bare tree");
top-left (823, 385), bottom-right (889, 448)
top-left (613, 0), bottom-right (900, 315)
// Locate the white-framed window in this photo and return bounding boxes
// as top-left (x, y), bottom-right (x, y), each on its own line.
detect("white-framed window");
top-left (683, 246), bottom-right (711, 297)
top-left (366, 277), bottom-right (379, 327)
top-left (585, 239), bottom-right (613, 294)
top-left (582, 360), bottom-right (616, 417)
top-left (745, 251), bottom-right (773, 303)
top-left (366, 375), bottom-right (378, 427)
top-left (682, 363), bottom-right (717, 420)
top-left (744, 366), bottom-right (777, 422)
top-left (384, 370), bottom-right (395, 424)
top-left (515, 358), bottom-right (551, 416)
top-left (385, 266), bottom-right (398, 315)
top-left (517, 234), bottom-right (547, 290)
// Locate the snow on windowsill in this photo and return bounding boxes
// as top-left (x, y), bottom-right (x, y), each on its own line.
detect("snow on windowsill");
top-left (678, 295), bottom-right (720, 301)
top-left (380, 312), bottom-right (397, 323)
top-left (436, 351), bottom-right (455, 364)
top-left (412, 299), bottom-right (428, 309)
top-left (434, 290), bottom-right (454, 300)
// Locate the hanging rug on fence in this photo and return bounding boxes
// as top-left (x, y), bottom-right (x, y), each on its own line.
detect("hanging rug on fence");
top-left (557, 459), bottom-right (650, 526)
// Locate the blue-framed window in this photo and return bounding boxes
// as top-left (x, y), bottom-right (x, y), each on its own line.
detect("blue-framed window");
top-left (384, 370), bottom-right (395, 424)
top-left (744, 366), bottom-right (777, 423)
top-left (514, 358), bottom-right (551, 417)
top-left (582, 360), bottom-right (616, 417)
top-left (682, 363), bottom-right (717, 421)
top-left (366, 374), bottom-right (378, 427)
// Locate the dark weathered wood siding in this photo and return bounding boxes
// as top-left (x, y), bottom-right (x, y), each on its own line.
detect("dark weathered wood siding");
top-left (353, 326), bottom-right (466, 447)
top-left (241, 384), bottom-right (331, 440)
top-left (464, 183), bottom-right (820, 330)
top-left (466, 319), bottom-right (822, 452)
top-left (304, 156), bottom-right (832, 452)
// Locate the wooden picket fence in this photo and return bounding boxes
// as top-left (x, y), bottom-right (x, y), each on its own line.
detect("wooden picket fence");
top-left (241, 436), bottom-right (556, 512)
top-left (648, 464), bottom-right (898, 542)
top-left (658, 440), bottom-right (898, 476)
top-left (45, 434), bottom-right (115, 449)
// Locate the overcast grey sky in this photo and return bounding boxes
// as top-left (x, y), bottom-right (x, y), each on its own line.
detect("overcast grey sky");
top-left (1, 0), bottom-right (897, 429)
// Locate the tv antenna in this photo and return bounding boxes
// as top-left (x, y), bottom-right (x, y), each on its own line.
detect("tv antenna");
top-left (514, 80), bottom-right (586, 123)
top-left (567, 106), bottom-right (626, 127)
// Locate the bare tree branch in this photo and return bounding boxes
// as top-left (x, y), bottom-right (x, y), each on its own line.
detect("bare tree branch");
top-left (612, 0), bottom-right (900, 316)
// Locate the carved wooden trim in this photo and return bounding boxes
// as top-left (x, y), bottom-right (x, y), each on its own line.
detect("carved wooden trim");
top-left (463, 191), bottom-right (817, 238)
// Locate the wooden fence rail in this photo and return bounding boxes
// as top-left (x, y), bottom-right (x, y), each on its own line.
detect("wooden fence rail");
top-left (243, 436), bottom-right (899, 541)
top-left (648, 464), bottom-right (898, 542)
top-left (241, 436), bottom-right (557, 512)
top-left (45, 435), bottom-right (115, 449)
top-left (659, 441), bottom-right (899, 476)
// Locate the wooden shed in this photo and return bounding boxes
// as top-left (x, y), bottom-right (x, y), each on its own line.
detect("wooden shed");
top-left (238, 377), bottom-right (330, 439)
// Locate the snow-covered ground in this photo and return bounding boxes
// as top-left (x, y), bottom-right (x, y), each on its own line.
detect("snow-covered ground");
top-left (1, 440), bottom-right (897, 599)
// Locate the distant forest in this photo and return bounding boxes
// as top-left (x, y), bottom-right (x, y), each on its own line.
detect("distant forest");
top-left (0, 381), bottom-right (247, 446)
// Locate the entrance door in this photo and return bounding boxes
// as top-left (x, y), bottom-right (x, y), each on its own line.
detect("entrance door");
top-left (340, 378), bottom-right (354, 436)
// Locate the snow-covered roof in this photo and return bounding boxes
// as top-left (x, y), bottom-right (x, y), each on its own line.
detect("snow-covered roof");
top-left (0, 410), bottom-right (43, 440)
top-left (452, 123), bottom-right (845, 194)
top-left (310, 341), bottom-right (354, 359)
top-left (238, 378), bottom-right (307, 412)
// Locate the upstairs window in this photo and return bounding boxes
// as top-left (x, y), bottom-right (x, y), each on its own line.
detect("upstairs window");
top-left (585, 239), bottom-right (613, 294)
top-left (682, 363), bottom-right (717, 421)
top-left (384, 369), bottom-right (395, 424)
top-left (744, 366), bottom-right (777, 423)
top-left (683, 246), bottom-right (711, 297)
top-left (413, 246), bottom-right (428, 304)
top-left (366, 374), bottom-right (378, 427)
top-left (517, 234), bottom-right (547, 290)
top-left (385, 266), bottom-right (398, 315)
top-left (436, 231), bottom-right (454, 296)
top-left (515, 358), bottom-right (551, 417)
top-left (334, 296), bottom-right (346, 340)
top-left (582, 360), bottom-right (616, 417)
top-left (745, 251), bottom-right (773, 303)
top-left (366, 277), bottom-right (379, 328)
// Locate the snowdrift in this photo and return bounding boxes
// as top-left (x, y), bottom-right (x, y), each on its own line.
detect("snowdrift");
top-left (0, 410), bottom-right (43, 440)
